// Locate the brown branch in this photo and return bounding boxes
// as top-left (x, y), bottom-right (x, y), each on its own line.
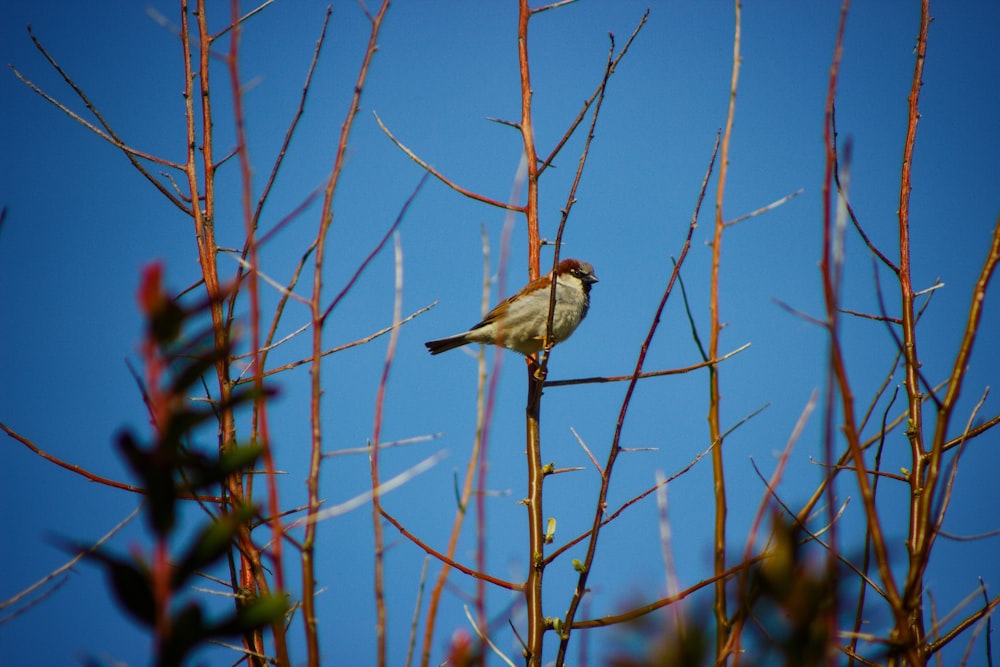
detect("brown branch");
top-left (544, 343), bottom-right (750, 387)
top-left (926, 592), bottom-right (1000, 658)
top-left (0, 506), bottom-right (141, 619)
top-left (226, 7), bottom-right (332, 334)
top-left (0, 422), bottom-right (225, 502)
top-left (420, 234), bottom-right (495, 667)
top-left (211, 0), bottom-right (277, 40)
top-left (539, 28), bottom-right (624, 365)
top-left (905, 216), bottom-right (1000, 637)
top-left (11, 31), bottom-right (189, 214)
top-left (820, 1), bottom-right (913, 659)
top-left (301, 3), bottom-right (392, 662)
top-left (516, 1), bottom-right (546, 662)
top-left (368, 236), bottom-right (405, 667)
top-left (373, 111), bottom-right (524, 212)
top-left (943, 412), bottom-right (1000, 453)
top-left (320, 174), bottom-right (428, 324)
top-left (234, 302), bottom-right (436, 384)
top-left (938, 526), bottom-right (1000, 542)
top-left (772, 297), bottom-right (828, 327)
top-left (571, 558), bottom-right (762, 630)
top-left (708, 0), bottom-right (742, 656)
top-left (379, 508), bottom-right (520, 591)
top-left (9, 66), bottom-right (184, 174)
top-left (225, 1), bottom-right (289, 661)
top-left (554, 137), bottom-right (717, 666)
top-left (537, 10), bottom-right (649, 176)
top-left (898, 3), bottom-right (944, 651)
top-left (831, 106), bottom-right (899, 274)
top-left (838, 307), bottom-right (902, 324)
top-left (811, 461), bottom-right (908, 484)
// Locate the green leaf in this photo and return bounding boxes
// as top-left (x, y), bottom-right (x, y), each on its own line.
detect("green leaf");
top-left (218, 443), bottom-right (263, 474)
top-left (173, 506), bottom-right (256, 587)
top-left (233, 594), bottom-right (289, 631)
top-left (210, 594), bottom-right (289, 637)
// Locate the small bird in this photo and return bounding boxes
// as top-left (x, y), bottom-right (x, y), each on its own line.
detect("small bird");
top-left (425, 258), bottom-right (598, 356)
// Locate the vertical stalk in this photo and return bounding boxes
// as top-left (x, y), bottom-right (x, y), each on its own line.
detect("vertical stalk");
top-left (518, 0), bottom-right (541, 278)
top-left (710, 0), bottom-right (741, 659)
top-left (420, 238), bottom-right (494, 667)
top-left (369, 237), bottom-right (405, 667)
top-left (224, 1), bottom-right (289, 662)
top-left (525, 376), bottom-right (546, 666)
top-left (182, 0), bottom-right (260, 660)
top-left (900, 1), bottom-right (932, 643)
top-left (301, 5), bottom-right (391, 665)
top-left (819, 1), bottom-right (913, 663)
top-left (518, 1), bottom-right (545, 664)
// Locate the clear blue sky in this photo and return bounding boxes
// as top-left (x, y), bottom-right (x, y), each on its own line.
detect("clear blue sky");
top-left (2, 1), bottom-right (998, 665)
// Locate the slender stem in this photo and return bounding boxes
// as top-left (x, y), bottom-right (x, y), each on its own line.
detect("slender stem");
top-left (517, 1), bottom-right (546, 664)
top-left (820, 2), bottom-right (915, 663)
top-left (518, 0), bottom-right (540, 276)
top-left (225, 0), bottom-right (288, 662)
top-left (555, 136), bottom-right (716, 667)
top-left (419, 238), bottom-right (494, 667)
top-left (184, 1), bottom-right (261, 660)
top-left (525, 375), bottom-right (546, 667)
top-left (301, 4), bottom-right (392, 664)
top-left (709, 1), bottom-right (741, 660)
top-left (369, 236), bottom-right (404, 667)
top-left (900, 1), bottom-right (933, 647)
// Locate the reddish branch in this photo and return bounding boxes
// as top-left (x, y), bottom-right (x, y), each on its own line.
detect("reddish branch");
top-left (708, 1), bottom-right (742, 659)
top-left (820, 0), bottom-right (905, 647)
top-left (554, 136), bottom-right (718, 666)
top-left (224, 1), bottom-right (290, 662)
top-left (379, 508), bottom-right (520, 592)
top-left (0, 422), bottom-right (222, 502)
top-left (516, 2), bottom-right (547, 664)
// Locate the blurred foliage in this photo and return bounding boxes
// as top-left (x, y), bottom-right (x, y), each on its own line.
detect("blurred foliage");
top-left (608, 513), bottom-right (839, 667)
top-left (66, 264), bottom-right (286, 667)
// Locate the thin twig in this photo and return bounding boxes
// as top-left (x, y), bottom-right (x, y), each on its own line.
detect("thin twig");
top-left (379, 508), bottom-right (520, 591)
top-left (570, 427), bottom-right (604, 479)
top-left (0, 422), bottom-right (224, 501)
top-left (212, 0), bottom-right (277, 39)
top-left (723, 188), bottom-right (804, 227)
top-left (373, 111), bottom-right (523, 212)
top-left (544, 343), bottom-right (750, 387)
top-left (463, 606), bottom-right (516, 667)
top-left (555, 131), bottom-right (716, 665)
top-left (302, 5), bottom-right (392, 660)
top-left (538, 10), bottom-right (649, 175)
top-left (236, 302), bottom-right (436, 383)
top-left (0, 506), bottom-right (141, 615)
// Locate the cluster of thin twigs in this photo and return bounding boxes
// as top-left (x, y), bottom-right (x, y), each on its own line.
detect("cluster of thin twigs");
top-left (3, 1), bottom-right (999, 666)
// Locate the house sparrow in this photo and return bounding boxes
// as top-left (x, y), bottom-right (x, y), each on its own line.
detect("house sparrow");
top-left (425, 258), bottom-right (598, 356)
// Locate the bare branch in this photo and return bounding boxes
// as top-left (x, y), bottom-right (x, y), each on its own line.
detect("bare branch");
top-left (373, 112), bottom-right (524, 211)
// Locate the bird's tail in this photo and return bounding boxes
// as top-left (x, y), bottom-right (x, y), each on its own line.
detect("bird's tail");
top-left (424, 335), bottom-right (469, 355)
